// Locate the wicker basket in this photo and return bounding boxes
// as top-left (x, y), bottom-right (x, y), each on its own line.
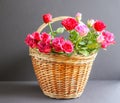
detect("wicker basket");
top-left (29, 16), bottom-right (97, 99)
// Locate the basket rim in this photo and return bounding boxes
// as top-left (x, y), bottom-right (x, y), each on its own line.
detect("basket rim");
top-left (29, 48), bottom-right (97, 64)
top-left (29, 47), bottom-right (97, 57)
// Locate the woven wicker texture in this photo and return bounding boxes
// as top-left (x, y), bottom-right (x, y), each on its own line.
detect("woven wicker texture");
top-left (29, 16), bottom-right (97, 99)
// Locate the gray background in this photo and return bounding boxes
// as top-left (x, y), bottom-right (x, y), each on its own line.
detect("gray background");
top-left (0, 0), bottom-right (119, 81)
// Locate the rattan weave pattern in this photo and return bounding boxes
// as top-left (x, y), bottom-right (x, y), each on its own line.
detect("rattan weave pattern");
top-left (30, 48), bottom-right (97, 98)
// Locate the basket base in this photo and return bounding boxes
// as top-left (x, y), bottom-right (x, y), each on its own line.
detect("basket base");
top-left (43, 91), bottom-right (83, 99)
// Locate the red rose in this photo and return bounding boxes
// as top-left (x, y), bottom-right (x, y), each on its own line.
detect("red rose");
top-left (93, 20), bottom-right (106, 32)
top-left (61, 18), bottom-right (78, 30)
top-left (43, 13), bottom-right (52, 23)
top-left (25, 34), bottom-right (37, 48)
top-left (62, 40), bottom-right (73, 53)
top-left (52, 37), bottom-right (64, 52)
top-left (37, 42), bottom-right (51, 53)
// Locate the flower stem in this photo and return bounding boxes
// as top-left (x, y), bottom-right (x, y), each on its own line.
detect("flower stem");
top-left (48, 23), bottom-right (54, 36)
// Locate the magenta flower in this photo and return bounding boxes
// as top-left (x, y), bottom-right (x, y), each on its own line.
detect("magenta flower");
top-left (62, 40), bottom-right (73, 53)
top-left (102, 31), bottom-right (115, 43)
top-left (101, 41), bottom-right (108, 48)
top-left (52, 37), bottom-right (64, 52)
top-left (25, 34), bottom-right (37, 48)
top-left (41, 32), bottom-right (51, 43)
top-left (32, 32), bottom-right (41, 41)
top-left (37, 42), bottom-right (51, 53)
top-left (25, 32), bottom-right (41, 48)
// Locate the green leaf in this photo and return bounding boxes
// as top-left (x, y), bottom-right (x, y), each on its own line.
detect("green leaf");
top-left (66, 53), bottom-right (73, 57)
top-left (69, 31), bottom-right (79, 40)
top-left (79, 50), bottom-right (89, 56)
top-left (75, 37), bottom-right (83, 50)
top-left (87, 43), bottom-right (99, 49)
top-left (88, 41), bottom-right (93, 44)
top-left (79, 41), bottom-right (86, 45)
top-left (90, 49), bottom-right (98, 54)
top-left (49, 31), bottom-right (57, 37)
top-left (81, 47), bottom-right (88, 50)
top-left (56, 27), bottom-right (64, 34)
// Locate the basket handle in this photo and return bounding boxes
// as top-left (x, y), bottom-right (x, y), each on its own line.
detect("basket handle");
top-left (37, 16), bottom-right (72, 33)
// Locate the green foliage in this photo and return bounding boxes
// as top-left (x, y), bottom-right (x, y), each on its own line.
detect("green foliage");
top-left (69, 29), bottom-right (100, 56)
top-left (48, 20), bottom-right (101, 56)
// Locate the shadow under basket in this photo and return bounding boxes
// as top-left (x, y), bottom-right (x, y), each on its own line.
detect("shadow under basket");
top-left (29, 48), bottom-right (97, 99)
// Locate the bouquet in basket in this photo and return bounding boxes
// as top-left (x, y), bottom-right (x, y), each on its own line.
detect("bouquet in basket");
top-left (25, 12), bottom-right (115, 56)
top-left (24, 12), bottom-right (115, 99)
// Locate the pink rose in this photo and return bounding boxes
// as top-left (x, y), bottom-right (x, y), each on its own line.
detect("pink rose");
top-left (61, 18), bottom-right (78, 30)
top-left (43, 13), bottom-right (52, 23)
top-left (25, 34), bottom-right (37, 48)
top-left (36, 32), bottom-right (52, 53)
top-left (52, 37), bottom-right (64, 52)
top-left (41, 32), bottom-right (51, 43)
top-left (93, 20), bottom-right (106, 32)
top-left (37, 42), bottom-right (51, 53)
top-left (102, 31), bottom-right (115, 43)
top-left (32, 32), bottom-right (41, 41)
top-left (97, 31), bottom-right (115, 49)
top-left (101, 41), bottom-right (108, 49)
top-left (75, 23), bottom-right (89, 37)
top-left (62, 40), bottom-right (73, 53)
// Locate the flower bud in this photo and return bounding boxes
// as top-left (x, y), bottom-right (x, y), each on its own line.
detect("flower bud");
top-left (87, 19), bottom-right (95, 27)
top-left (76, 12), bottom-right (82, 23)
top-left (43, 13), bottom-right (52, 23)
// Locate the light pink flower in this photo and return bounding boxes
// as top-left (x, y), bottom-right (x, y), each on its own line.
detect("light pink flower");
top-left (62, 40), bottom-right (73, 53)
top-left (52, 37), bottom-right (64, 52)
top-left (97, 34), bottom-right (104, 43)
top-left (75, 24), bottom-right (89, 37)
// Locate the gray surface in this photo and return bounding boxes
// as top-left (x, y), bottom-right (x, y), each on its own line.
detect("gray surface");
top-left (0, 0), bottom-right (120, 81)
top-left (0, 81), bottom-right (120, 103)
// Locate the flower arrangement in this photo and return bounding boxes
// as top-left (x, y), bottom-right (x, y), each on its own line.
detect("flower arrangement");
top-left (25, 13), bottom-right (115, 56)
top-left (24, 13), bottom-right (116, 99)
